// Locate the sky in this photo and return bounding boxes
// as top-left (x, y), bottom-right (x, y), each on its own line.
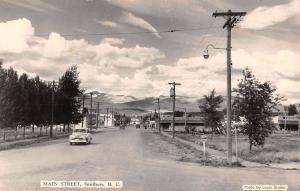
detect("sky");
top-left (0, 0), bottom-right (299, 104)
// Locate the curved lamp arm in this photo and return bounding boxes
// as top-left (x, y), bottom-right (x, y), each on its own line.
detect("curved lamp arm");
top-left (204, 44), bottom-right (226, 53)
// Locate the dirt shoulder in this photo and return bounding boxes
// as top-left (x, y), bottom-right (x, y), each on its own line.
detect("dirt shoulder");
top-left (0, 128), bottom-right (115, 151)
top-left (141, 130), bottom-right (235, 167)
top-left (168, 131), bottom-right (300, 170)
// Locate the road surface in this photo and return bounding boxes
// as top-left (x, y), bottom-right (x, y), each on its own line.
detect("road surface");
top-left (0, 127), bottom-right (299, 191)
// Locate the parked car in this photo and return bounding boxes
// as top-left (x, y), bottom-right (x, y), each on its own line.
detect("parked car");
top-left (135, 124), bottom-right (140, 128)
top-left (69, 128), bottom-right (92, 145)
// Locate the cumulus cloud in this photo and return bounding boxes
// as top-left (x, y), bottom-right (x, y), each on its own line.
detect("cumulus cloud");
top-left (101, 38), bottom-right (125, 45)
top-left (120, 11), bottom-right (161, 38)
top-left (0, 18), bottom-right (165, 87)
top-left (0, 18), bottom-right (34, 53)
top-left (240, 0), bottom-right (300, 29)
top-left (134, 47), bottom-right (300, 103)
top-left (0, 17), bottom-right (299, 104)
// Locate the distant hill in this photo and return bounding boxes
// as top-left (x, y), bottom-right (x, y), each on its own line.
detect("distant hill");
top-left (82, 93), bottom-right (201, 116)
top-left (81, 92), bottom-right (294, 116)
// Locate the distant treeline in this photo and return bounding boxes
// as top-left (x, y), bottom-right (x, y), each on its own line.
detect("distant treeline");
top-left (0, 63), bottom-right (83, 132)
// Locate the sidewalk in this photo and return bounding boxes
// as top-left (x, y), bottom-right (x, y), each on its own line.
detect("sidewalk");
top-left (160, 131), bottom-right (299, 170)
top-left (0, 127), bottom-right (117, 151)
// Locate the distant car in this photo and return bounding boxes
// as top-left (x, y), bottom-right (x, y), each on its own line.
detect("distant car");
top-left (119, 124), bottom-right (126, 130)
top-left (69, 128), bottom-right (92, 145)
top-left (135, 124), bottom-right (140, 128)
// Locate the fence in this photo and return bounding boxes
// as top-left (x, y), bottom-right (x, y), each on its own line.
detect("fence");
top-left (0, 125), bottom-right (71, 142)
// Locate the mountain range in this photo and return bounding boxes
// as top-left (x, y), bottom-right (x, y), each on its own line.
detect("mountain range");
top-left (83, 91), bottom-right (202, 116)
top-left (83, 92), bottom-right (289, 116)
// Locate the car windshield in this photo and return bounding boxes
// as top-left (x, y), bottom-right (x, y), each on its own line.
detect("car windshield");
top-left (73, 129), bottom-right (87, 133)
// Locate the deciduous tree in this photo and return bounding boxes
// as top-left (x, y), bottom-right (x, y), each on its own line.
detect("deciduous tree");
top-left (233, 68), bottom-right (281, 150)
top-left (199, 89), bottom-right (224, 134)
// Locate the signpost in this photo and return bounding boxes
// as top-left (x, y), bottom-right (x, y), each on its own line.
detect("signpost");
top-left (201, 135), bottom-right (207, 160)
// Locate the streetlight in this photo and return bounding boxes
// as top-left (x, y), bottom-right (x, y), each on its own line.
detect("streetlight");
top-left (203, 44), bottom-right (226, 59)
top-left (203, 43), bottom-right (233, 164)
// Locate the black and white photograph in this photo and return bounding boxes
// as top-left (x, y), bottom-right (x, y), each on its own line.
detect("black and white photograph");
top-left (0, 0), bottom-right (299, 190)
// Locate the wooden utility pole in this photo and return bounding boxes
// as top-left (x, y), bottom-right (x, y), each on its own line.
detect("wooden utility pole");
top-left (156, 98), bottom-right (161, 132)
top-left (50, 80), bottom-right (55, 138)
top-left (184, 108), bottom-right (187, 128)
top-left (213, 9), bottom-right (246, 165)
top-left (96, 102), bottom-right (99, 128)
top-left (89, 92), bottom-right (93, 127)
top-left (106, 108), bottom-right (109, 127)
top-left (168, 82), bottom-right (181, 138)
top-left (81, 95), bottom-right (85, 128)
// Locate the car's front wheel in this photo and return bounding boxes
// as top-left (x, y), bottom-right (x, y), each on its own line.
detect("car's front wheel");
top-left (69, 142), bottom-right (73, 145)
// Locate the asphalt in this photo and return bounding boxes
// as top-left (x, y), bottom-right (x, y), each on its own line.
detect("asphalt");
top-left (0, 127), bottom-right (299, 191)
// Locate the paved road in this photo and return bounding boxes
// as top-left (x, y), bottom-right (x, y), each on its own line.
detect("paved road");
top-left (0, 127), bottom-right (299, 191)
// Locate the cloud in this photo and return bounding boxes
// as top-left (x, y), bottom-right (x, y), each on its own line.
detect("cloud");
top-left (0, 18), bottom-right (165, 84)
top-left (101, 38), bottom-right (125, 45)
top-left (0, 18), bottom-right (34, 53)
top-left (240, 0), bottom-right (300, 29)
top-left (96, 20), bottom-right (118, 28)
top-left (120, 11), bottom-right (161, 38)
top-left (0, 16), bottom-right (299, 104)
top-left (105, 0), bottom-right (206, 20)
top-left (2, 0), bottom-right (62, 12)
top-left (133, 47), bottom-right (300, 103)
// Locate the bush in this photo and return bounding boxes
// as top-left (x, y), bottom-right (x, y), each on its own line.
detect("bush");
top-left (185, 126), bottom-right (196, 134)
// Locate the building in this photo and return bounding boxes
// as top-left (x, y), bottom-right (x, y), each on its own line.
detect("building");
top-left (158, 116), bottom-right (205, 131)
top-left (130, 118), bottom-right (141, 125)
top-left (86, 112), bottom-right (114, 128)
top-left (98, 113), bottom-right (114, 127)
top-left (277, 115), bottom-right (300, 131)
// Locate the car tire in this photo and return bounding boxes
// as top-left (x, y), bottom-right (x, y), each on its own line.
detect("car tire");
top-left (69, 142), bottom-right (72, 145)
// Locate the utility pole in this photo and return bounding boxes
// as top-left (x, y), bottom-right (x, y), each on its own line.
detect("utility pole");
top-left (284, 106), bottom-right (288, 130)
top-left (106, 108), bottom-right (109, 127)
top-left (111, 107), bottom-right (115, 126)
top-left (90, 92), bottom-right (93, 128)
top-left (184, 108), bottom-right (187, 128)
top-left (81, 95), bottom-right (85, 128)
top-left (156, 98), bottom-right (161, 132)
top-left (96, 102), bottom-right (99, 129)
top-left (213, 9), bottom-right (246, 165)
top-left (50, 80), bottom-right (55, 138)
top-left (168, 82), bottom-right (181, 138)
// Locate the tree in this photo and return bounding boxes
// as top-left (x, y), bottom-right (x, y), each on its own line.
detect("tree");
top-left (287, 104), bottom-right (298, 116)
top-left (114, 113), bottom-right (121, 126)
top-left (199, 89), bottom-right (224, 134)
top-left (18, 73), bottom-right (32, 137)
top-left (0, 65), bottom-right (19, 129)
top-left (233, 68), bottom-right (281, 150)
top-left (57, 65), bottom-right (83, 131)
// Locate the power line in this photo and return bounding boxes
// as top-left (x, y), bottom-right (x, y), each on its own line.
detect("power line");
top-left (19, 26), bottom-right (222, 37)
